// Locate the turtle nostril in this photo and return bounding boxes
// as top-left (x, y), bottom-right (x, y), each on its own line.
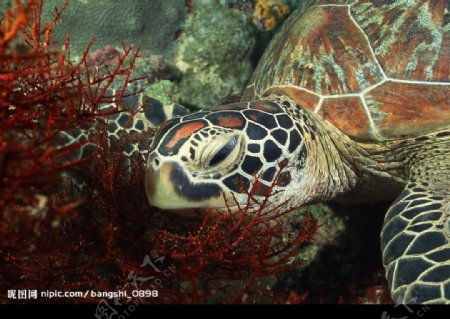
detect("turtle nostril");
top-left (154, 158), bottom-right (160, 166)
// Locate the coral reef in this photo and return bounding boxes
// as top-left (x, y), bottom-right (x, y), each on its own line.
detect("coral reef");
top-left (144, 80), bottom-right (178, 107)
top-left (174, 0), bottom-right (256, 109)
top-left (39, 0), bottom-right (187, 55)
top-left (252, 0), bottom-right (290, 31)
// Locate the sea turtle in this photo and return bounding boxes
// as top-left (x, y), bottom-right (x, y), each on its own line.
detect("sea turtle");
top-left (145, 1), bottom-right (450, 304)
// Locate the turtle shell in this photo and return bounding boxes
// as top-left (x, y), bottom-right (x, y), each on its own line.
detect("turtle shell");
top-left (242, 0), bottom-right (449, 141)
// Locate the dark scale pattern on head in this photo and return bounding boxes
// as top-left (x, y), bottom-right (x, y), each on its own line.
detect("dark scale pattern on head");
top-left (276, 114), bottom-right (293, 129)
top-left (223, 173), bottom-right (250, 193)
top-left (243, 110), bottom-right (277, 129)
top-left (241, 155), bottom-right (263, 175)
top-left (246, 123), bottom-right (267, 140)
top-left (108, 122), bottom-right (118, 134)
top-left (296, 123), bottom-right (304, 135)
top-left (297, 123), bottom-right (308, 134)
top-left (200, 131), bottom-right (209, 138)
top-left (288, 129), bottom-right (302, 153)
top-left (212, 173), bottom-right (222, 179)
top-left (146, 98), bottom-right (315, 199)
top-left (135, 120), bottom-right (144, 131)
top-left (152, 118), bottom-right (181, 148)
top-left (172, 104), bottom-right (189, 118)
top-left (124, 143), bottom-right (136, 156)
top-left (117, 113), bottom-right (131, 128)
top-left (189, 147), bottom-right (196, 160)
top-left (193, 134), bottom-right (202, 141)
top-left (261, 166), bottom-right (276, 182)
top-left (271, 129), bottom-right (288, 145)
top-left (248, 144), bottom-right (260, 153)
top-left (121, 95), bottom-right (140, 111)
top-left (143, 97), bottom-right (167, 126)
top-left (282, 101), bottom-right (291, 108)
top-left (263, 140), bottom-right (282, 162)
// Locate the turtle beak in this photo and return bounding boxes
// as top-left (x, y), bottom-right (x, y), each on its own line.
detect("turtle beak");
top-left (145, 160), bottom-right (169, 208)
top-left (145, 155), bottom-right (226, 210)
top-left (145, 159), bottom-right (186, 209)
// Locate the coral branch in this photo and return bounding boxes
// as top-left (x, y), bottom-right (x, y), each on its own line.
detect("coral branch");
top-left (0, 0), bottom-right (143, 303)
top-left (151, 164), bottom-right (318, 303)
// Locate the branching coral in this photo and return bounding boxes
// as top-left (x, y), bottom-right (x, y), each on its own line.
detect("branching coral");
top-left (0, 0), bottom-right (140, 302)
top-left (151, 164), bottom-right (318, 303)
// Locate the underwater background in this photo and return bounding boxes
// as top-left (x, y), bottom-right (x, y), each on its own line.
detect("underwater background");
top-left (0, 0), bottom-right (392, 304)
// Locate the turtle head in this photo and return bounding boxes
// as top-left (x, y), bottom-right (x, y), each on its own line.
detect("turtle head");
top-left (145, 99), bottom-right (307, 210)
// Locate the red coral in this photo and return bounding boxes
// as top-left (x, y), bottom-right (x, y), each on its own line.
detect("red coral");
top-left (0, 0), bottom-right (141, 303)
top-left (151, 164), bottom-right (318, 303)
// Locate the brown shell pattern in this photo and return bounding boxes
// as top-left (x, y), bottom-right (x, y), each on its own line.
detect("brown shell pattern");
top-left (242, 0), bottom-right (449, 141)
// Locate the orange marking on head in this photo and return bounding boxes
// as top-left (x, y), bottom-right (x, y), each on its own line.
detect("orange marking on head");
top-left (166, 121), bottom-right (206, 148)
top-left (218, 116), bottom-right (244, 128)
top-left (251, 101), bottom-right (280, 113)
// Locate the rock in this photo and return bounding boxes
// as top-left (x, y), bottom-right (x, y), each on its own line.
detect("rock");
top-left (144, 80), bottom-right (179, 106)
top-left (277, 203), bottom-right (388, 303)
top-left (41, 0), bottom-right (187, 55)
top-left (173, 0), bottom-right (256, 109)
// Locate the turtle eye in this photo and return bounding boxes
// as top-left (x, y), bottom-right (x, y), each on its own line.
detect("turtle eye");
top-left (207, 136), bottom-right (238, 167)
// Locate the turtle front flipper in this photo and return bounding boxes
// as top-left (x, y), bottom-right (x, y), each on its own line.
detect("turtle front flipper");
top-left (381, 152), bottom-right (450, 304)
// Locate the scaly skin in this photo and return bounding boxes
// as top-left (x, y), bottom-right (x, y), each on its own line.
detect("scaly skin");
top-left (145, 94), bottom-right (450, 303)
